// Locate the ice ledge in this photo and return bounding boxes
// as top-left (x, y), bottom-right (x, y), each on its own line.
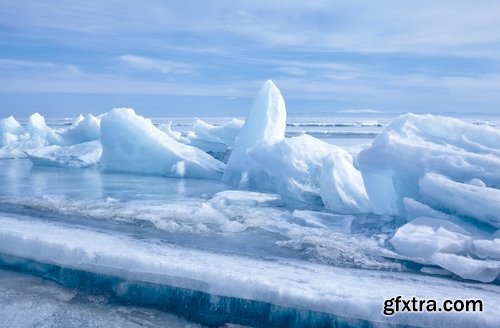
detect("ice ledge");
top-left (0, 216), bottom-right (498, 328)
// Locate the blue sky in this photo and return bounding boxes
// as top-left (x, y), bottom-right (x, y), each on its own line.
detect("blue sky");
top-left (1, 0), bottom-right (500, 117)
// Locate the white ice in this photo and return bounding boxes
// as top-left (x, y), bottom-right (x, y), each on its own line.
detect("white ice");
top-left (223, 80), bottom-right (286, 186)
top-left (358, 113), bottom-right (500, 217)
top-left (192, 118), bottom-right (243, 146)
top-left (25, 141), bottom-right (102, 168)
top-left (249, 134), bottom-right (371, 213)
top-left (390, 217), bottom-right (500, 282)
top-left (58, 114), bottom-right (101, 145)
top-left (99, 108), bottom-right (225, 179)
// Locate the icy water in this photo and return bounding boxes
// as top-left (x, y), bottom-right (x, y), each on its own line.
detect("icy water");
top-left (1, 114), bottom-right (500, 327)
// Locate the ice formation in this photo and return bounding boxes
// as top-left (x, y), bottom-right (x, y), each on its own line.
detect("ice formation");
top-left (99, 108), bottom-right (225, 179)
top-left (0, 116), bottom-right (24, 136)
top-left (192, 118), bottom-right (244, 146)
top-left (25, 141), bottom-right (102, 168)
top-left (358, 113), bottom-right (500, 218)
top-left (27, 113), bottom-right (63, 146)
top-left (223, 80), bottom-right (286, 186)
top-left (249, 134), bottom-right (371, 213)
top-left (58, 114), bottom-right (100, 145)
top-left (390, 217), bottom-right (500, 282)
top-left (157, 121), bottom-right (189, 143)
top-left (1, 215), bottom-right (499, 328)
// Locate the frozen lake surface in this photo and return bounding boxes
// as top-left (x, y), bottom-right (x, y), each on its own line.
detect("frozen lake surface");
top-left (1, 112), bottom-right (500, 327)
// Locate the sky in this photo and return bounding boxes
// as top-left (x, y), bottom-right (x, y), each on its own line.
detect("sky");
top-left (1, 0), bottom-right (500, 117)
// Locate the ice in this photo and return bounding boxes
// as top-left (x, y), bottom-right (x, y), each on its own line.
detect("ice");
top-left (25, 141), bottom-right (102, 168)
top-left (0, 116), bottom-right (24, 136)
top-left (473, 238), bottom-right (500, 260)
top-left (0, 116), bottom-right (25, 148)
top-left (192, 118), bottom-right (244, 146)
top-left (320, 153), bottom-right (372, 214)
top-left (249, 134), bottom-right (370, 213)
top-left (358, 113), bottom-right (500, 216)
top-left (58, 114), bottom-right (100, 145)
top-left (389, 217), bottom-right (500, 282)
top-left (390, 217), bottom-right (472, 259)
top-left (418, 173), bottom-right (500, 229)
top-left (157, 121), bottom-right (190, 143)
top-left (0, 135), bottom-right (46, 159)
top-left (0, 269), bottom-right (204, 328)
top-left (0, 132), bottom-right (20, 147)
top-left (223, 80), bottom-right (286, 186)
top-left (27, 113), bottom-right (63, 145)
top-left (0, 215), bottom-right (499, 328)
top-left (210, 190), bottom-right (285, 207)
top-left (99, 108), bottom-right (225, 179)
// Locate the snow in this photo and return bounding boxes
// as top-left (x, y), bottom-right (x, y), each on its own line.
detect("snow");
top-left (99, 108), bottom-right (225, 179)
top-left (358, 113), bottom-right (500, 216)
top-left (58, 114), bottom-right (100, 145)
top-left (25, 141), bottom-right (102, 168)
top-left (0, 215), bottom-right (499, 328)
top-left (223, 80), bottom-right (286, 186)
top-left (248, 134), bottom-right (370, 212)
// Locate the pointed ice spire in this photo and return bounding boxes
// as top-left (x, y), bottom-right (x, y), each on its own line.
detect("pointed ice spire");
top-left (222, 80), bottom-right (287, 186)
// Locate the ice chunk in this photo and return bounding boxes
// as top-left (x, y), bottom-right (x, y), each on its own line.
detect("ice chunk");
top-left (390, 217), bottom-right (472, 259)
top-left (0, 132), bottom-right (20, 146)
top-left (358, 113), bottom-right (500, 216)
top-left (223, 80), bottom-right (286, 186)
top-left (58, 114), bottom-right (100, 145)
top-left (473, 239), bottom-right (500, 260)
top-left (419, 173), bottom-right (500, 229)
top-left (248, 134), bottom-right (369, 211)
top-left (158, 121), bottom-right (190, 143)
top-left (0, 135), bottom-right (46, 159)
top-left (430, 253), bottom-right (500, 283)
top-left (192, 118), bottom-right (244, 146)
top-left (27, 113), bottom-right (63, 145)
top-left (0, 116), bottom-right (24, 135)
top-left (25, 141), bottom-right (102, 168)
top-left (390, 217), bottom-right (500, 282)
top-left (211, 190), bottom-right (284, 207)
top-left (99, 108), bottom-right (225, 179)
top-left (320, 153), bottom-right (372, 214)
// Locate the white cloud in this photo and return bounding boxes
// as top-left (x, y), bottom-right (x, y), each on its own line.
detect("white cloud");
top-left (117, 55), bottom-right (195, 75)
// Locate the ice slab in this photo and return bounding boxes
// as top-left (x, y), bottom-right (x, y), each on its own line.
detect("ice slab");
top-left (358, 113), bottom-right (500, 216)
top-left (0, 215), bottom-right (499, 328)
top-left (390, 217), bottom-right (500, 282)
top-left (25, 141), bottom-right (102, 168)
top-left (418, 173), bottom-right (500, 229)
top-left (249, 134), bottom-right (371, 213)
top-left (99, 108), bottom-right (225, 179)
